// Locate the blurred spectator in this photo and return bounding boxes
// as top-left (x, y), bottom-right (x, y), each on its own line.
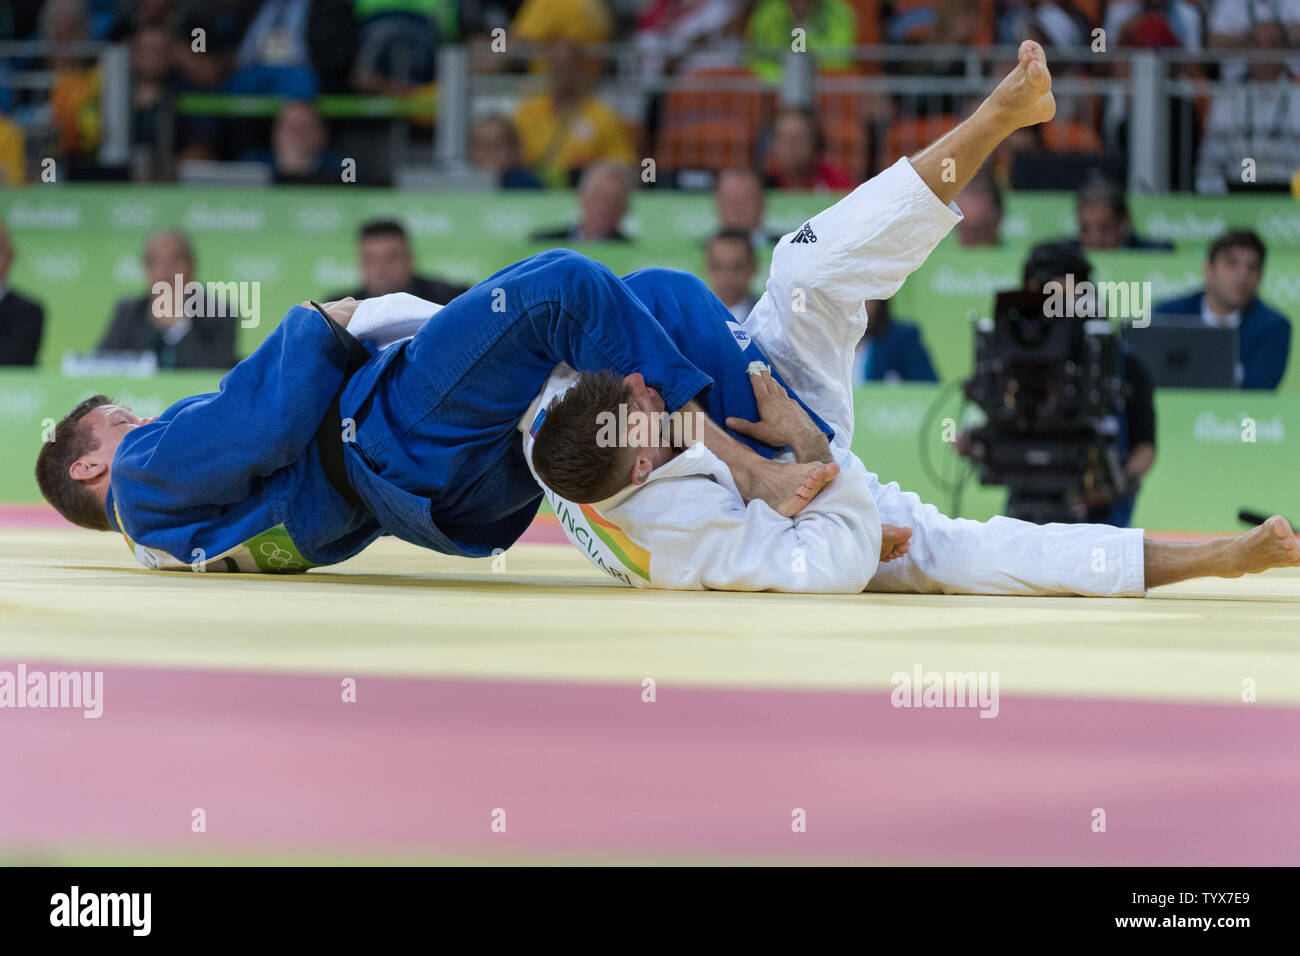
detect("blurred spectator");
top-left (169, 0), bottom-right (255, 161)
top-left (635, 0), bottom-right (743, 82)
top-left (747, 0), bottom-right (856, 82)
top-left (461, 1), bottom-right (527, 38)
top-left (997, 1), bottom-right (1092, 47)
top-left (1072, 177), bottom-right (1173, 251)
top-left (954, 168), bottom-right (1003, 247)
top-left (1, 2), bottom-right (44, 40)
top-left (351, 0), bottom-right (458, 94)
top-left (45, 0), bottom-right (102, 163)
top-left (763, 106), bottom-right (854, 191)
top-left (336, 219), bottom-right (470, 302)
top-left (107, 0), bottom-right (176, 36)
top-left (531, 162), bottom-right (634, 242)
top-left (1152, 230), bottom-right (1292, 390)
top-left (714, 168), bottom-right (778, 249)
top-left (890, 1), bottom-right (991, 116)
top-left (1104, 1), bottom-right (1203, 50)
top-left (96, 230), bottom-right (237, 369)
top-left (243, 100), bottom-right (343, 185)
top-left (853, 298), bottom-right (939, 383)
top-left (0, 114), bottom-right (23, 184)
top-left (513, 41), bottom-right (636, 188)
top-left (0, 220), bottom-right (45, 365)
top-left (1022, 242), bottom-right (1155, 526)
top-left (705, 230), bottom-right (758, 322)
top-left (1207, 0), bottom-right (1300, 82)
top-left (226, 0), bottom-right (358, 98)
top-left (512, 0), bottom-right (612, 44)
top-left (128, 25), bottom-right (171, 171)
top-left (1194, 20), bottom-right (1300, 194)
top-left (469, 114), bottom-right (542, 189)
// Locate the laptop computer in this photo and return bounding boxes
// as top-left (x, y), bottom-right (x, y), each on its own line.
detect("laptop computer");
top-left (1121, 317), bottom-right (1240, 388)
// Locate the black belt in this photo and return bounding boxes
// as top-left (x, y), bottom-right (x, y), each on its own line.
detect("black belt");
top-left (309, 301), bottom-right (371, 511)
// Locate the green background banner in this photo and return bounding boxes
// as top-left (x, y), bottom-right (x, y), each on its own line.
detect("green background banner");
top-left (4, 370), bottom-right (1292, 532)
top-left (2, 185), bottom-right (1294, 531)
top-left (2, 186), bottom-right (1298, 391)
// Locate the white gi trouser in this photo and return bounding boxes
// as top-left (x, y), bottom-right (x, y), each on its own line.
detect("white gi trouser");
top-left (748, 159), bottom-right (1146, 596)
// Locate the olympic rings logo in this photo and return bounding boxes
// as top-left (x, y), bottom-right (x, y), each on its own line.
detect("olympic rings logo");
top-left (259, 541), bottom-right (304, 570)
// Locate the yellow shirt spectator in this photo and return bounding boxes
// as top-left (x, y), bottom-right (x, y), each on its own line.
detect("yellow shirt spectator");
top-left (0, 117), bottom-right (24, 185)
top-left (513, 0), bottom-right (612, 44)
top-left (514, 92), bottom-right (635, 188)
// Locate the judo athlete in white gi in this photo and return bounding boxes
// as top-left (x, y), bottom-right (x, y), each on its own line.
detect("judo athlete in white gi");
top-left (519, 41), bottom-right (1300, 594)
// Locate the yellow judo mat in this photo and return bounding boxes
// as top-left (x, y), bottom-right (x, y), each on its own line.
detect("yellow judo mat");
top-left (3, 527), bottom-right (1298, 703)
top-left (3, 525), bottom-right (1299, 866)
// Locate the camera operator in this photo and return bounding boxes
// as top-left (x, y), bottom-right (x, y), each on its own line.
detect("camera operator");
top-left (1019, 242), bottom-right (1157, 526)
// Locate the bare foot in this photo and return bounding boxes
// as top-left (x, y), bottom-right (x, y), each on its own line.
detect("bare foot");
top-left (741, 459), bottom-right (839, 517)
top-left (988, 40), bottom-right (1056, 130)
top-left (1227, 515), bottom-right (1300, 576)
top-left (880, 524), bottom-right (913, 563)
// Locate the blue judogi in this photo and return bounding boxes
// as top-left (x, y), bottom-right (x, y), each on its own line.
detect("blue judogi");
top-left (617, 268), bottom-right (834, 452)
top-left (107, 250), bottom-right (712, 569)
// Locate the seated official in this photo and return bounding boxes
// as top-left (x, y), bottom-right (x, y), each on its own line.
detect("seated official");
top-left (954, 168), bottom-right (1003, 248)
top-left (333, 219), bottom-right (470, 304)
top-left (96, 230), bottom-right (237, 370)
top-left (531, 162), bottom-right (634, 244)
top-left (1151, 229), bottom-right (1292, 390)
top-left (1070, 176), bottom-right (1173, 252)
top-left (705, 230), bottom-right (758, 324)
top-left (853, 298), bottom-right (938, 383)
top-left (714, 169), bottom-right (783, 251)
top-left (0, 220), bottom-right (44, 366)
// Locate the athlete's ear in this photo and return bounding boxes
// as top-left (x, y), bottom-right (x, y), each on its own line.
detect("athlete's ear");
top-left (68, 457), bottom-right (108, 483)
top-left (631, 451), bottom-right (654, 485)
top-left (622, 372), bottom-right (645, 395)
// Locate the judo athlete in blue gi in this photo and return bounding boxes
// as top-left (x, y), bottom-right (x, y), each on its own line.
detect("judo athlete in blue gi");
top-left (34, 250), bottom-right (835, 572)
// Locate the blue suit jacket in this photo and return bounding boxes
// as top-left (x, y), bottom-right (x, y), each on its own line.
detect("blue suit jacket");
top-left (1152, 291), bottom-right (1292, 390)
top-left (861, 321), bottom-right (939, 383)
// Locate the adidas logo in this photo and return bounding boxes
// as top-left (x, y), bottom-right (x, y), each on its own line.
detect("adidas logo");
top-left (790, 222), bottom-right (818, 244)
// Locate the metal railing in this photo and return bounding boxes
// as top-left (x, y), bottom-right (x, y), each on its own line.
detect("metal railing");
top-left (441, 42), bottom-right (1299, 194)
top-left (4, 38), bottom-right (1294, 194)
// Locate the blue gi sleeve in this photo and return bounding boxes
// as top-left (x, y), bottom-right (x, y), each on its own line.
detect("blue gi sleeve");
top-left (113, 305), bottom-right (349, 510)
top-left (409, 249), bottom-right (713, 415)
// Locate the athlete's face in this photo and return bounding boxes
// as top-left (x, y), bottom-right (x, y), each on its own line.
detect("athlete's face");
top-left (70, 405), bottom-right (157, 485)
top-left (620, 373), bottom-right (674, 480)
top-left (622, 373), bottom-right (665, 422)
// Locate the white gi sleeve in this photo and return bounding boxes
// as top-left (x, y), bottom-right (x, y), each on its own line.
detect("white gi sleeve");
top-left (347, 293), bottom-right (444, 347)
top-left (579, 443), bottom-right (883, 593)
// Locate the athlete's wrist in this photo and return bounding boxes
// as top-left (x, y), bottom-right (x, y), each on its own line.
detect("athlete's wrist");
top-left (791, 429), bottom-right (832, 464)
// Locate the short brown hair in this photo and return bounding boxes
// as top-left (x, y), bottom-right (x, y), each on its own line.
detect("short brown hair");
top-left (1208, 230), bottom-right (1266, 267)
top-left (532, 371), bottom-right (636, 503)
top-left (35, 394), bottom-right (114, 531)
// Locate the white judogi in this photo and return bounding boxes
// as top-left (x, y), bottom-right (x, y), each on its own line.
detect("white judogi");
top-left (358, 161), bottom-right (1147, 596)
top-left (517, 159), bottom-right (1147, 596)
